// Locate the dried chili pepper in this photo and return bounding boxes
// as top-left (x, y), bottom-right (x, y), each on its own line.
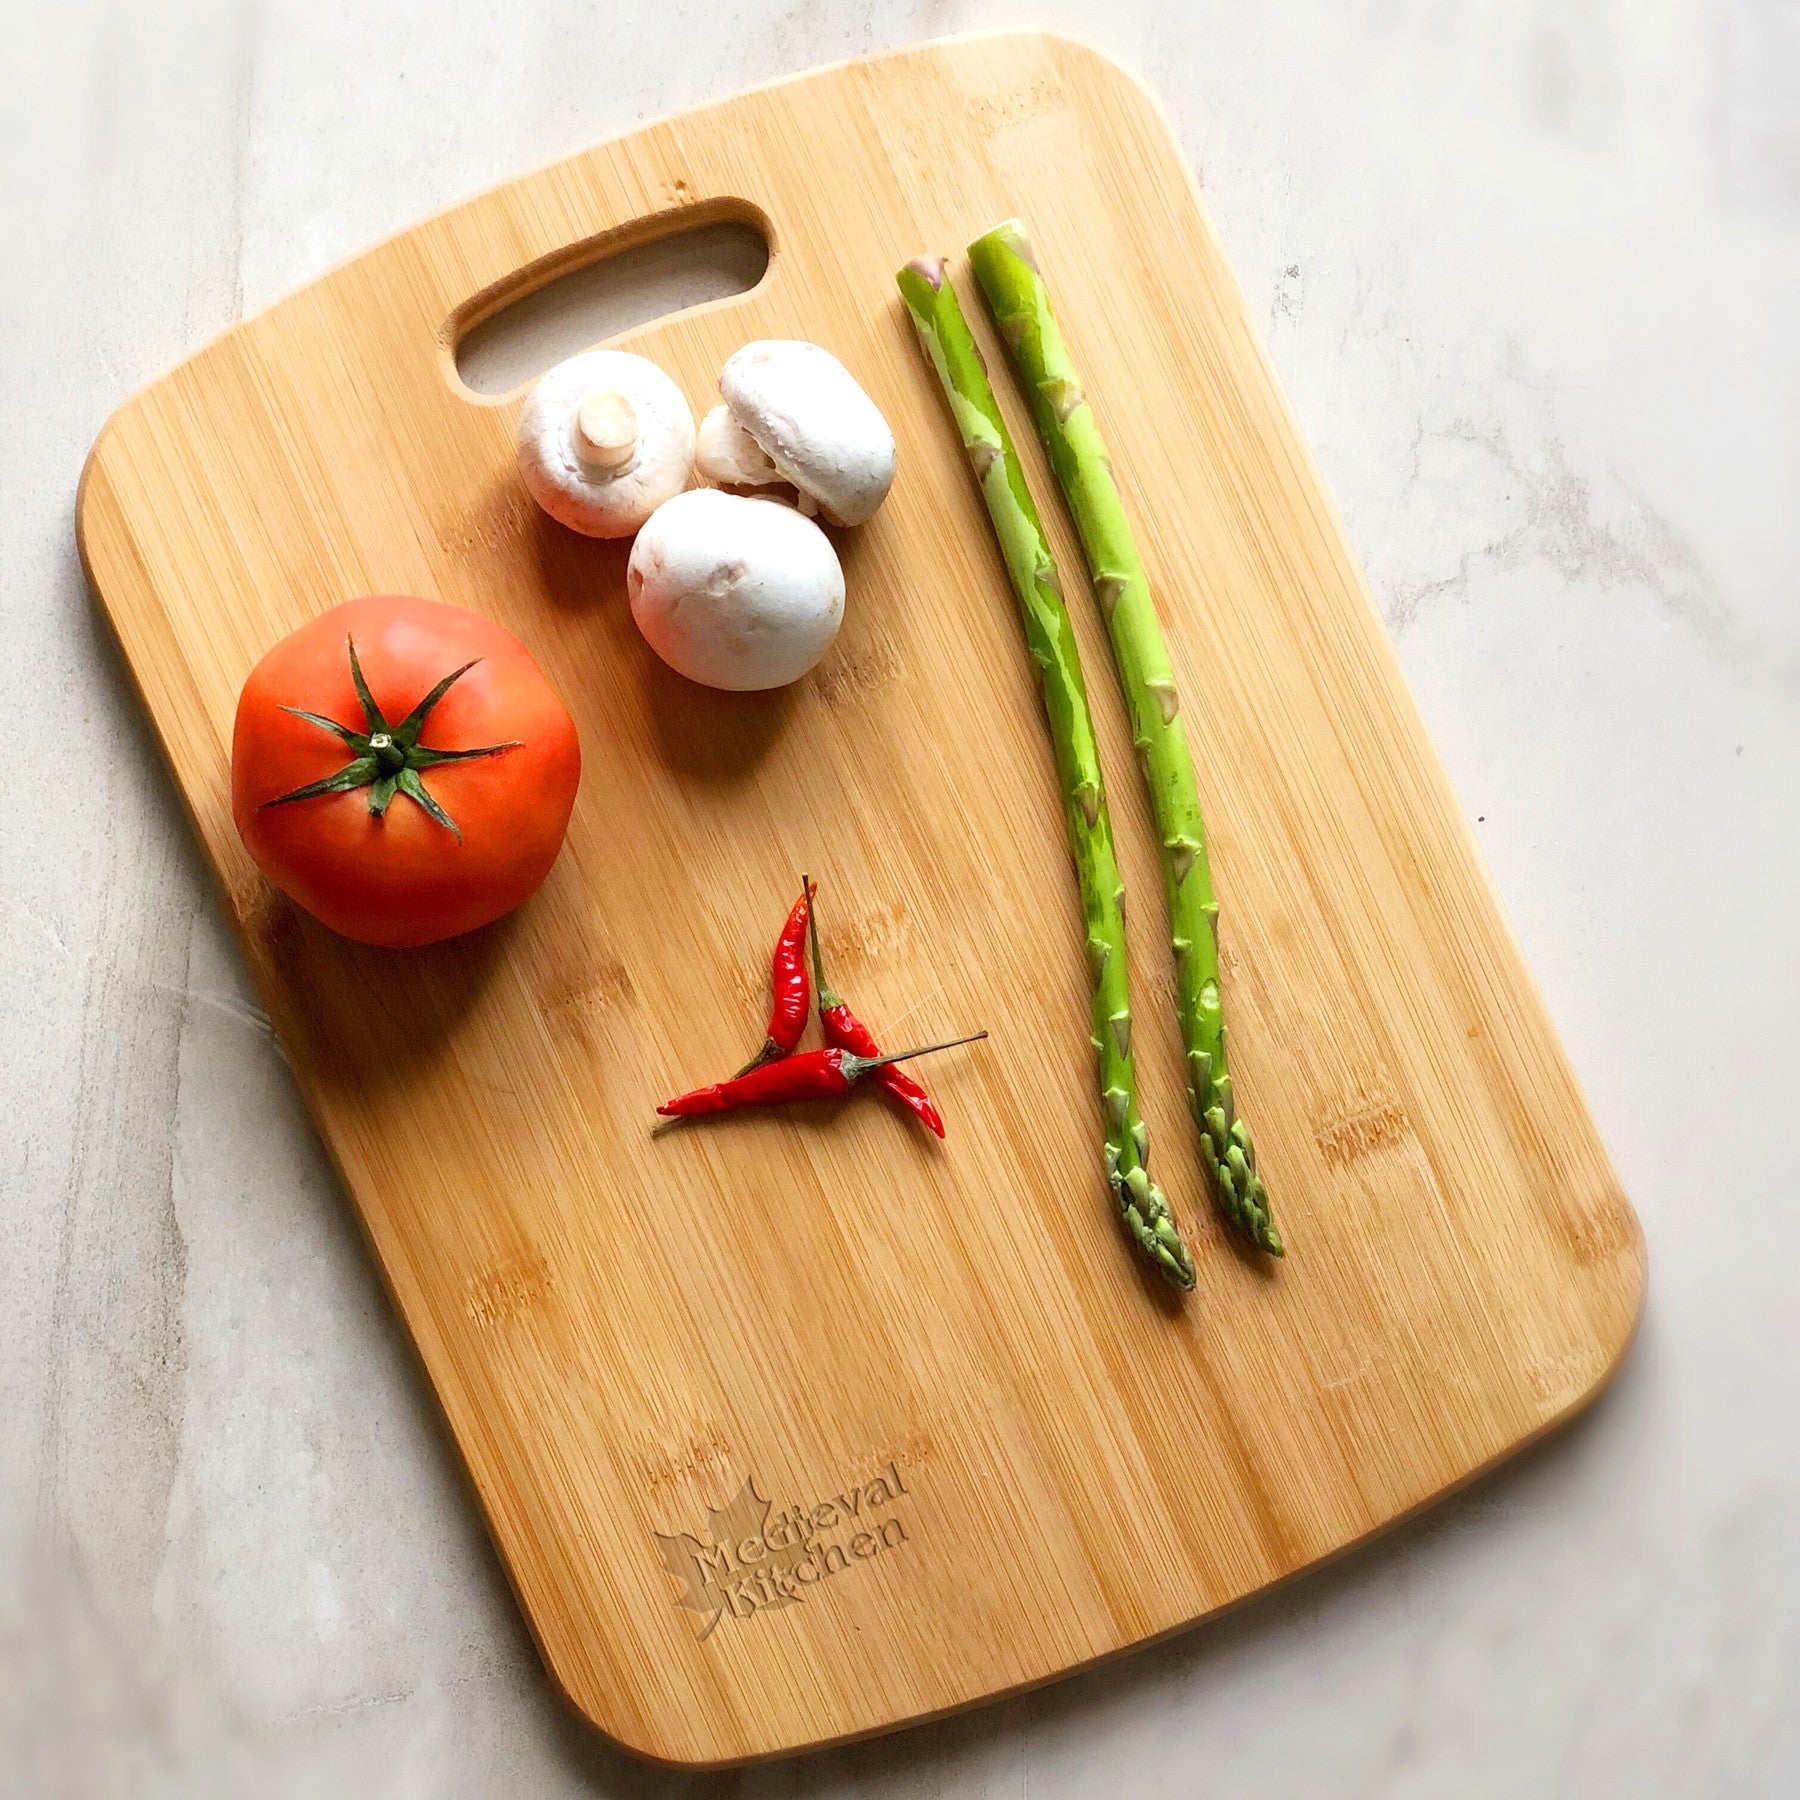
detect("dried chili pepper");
top-left (806, 883), bottom-right (946, 1138)
top-left (735, 882), bottom-right (813, 1075)
top-left (658, 1033), bottom-right (986, 1119)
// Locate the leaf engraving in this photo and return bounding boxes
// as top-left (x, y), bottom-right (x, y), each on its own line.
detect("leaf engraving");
top-left (653, 1477), bottom-right (816, 1639)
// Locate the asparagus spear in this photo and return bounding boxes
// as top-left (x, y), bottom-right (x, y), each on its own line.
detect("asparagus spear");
top-left (968, 221), bottom-right (1282, 1256)
top-left (897, 256), bottom-right (1196, 1292)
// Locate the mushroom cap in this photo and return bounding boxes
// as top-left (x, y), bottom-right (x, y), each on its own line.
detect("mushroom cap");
top-left (627, 490), bottom-right (844, 691)
top-left (717, 340), bottom-right (896, 527)
top-left (516, 350), bottom-right (695, 538)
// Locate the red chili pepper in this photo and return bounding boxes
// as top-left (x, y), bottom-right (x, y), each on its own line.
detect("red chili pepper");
top-left (658, 1032), bottom-right (985, 1119)
top-left (806, 884), bottom-right (947, 1137)
top-left (734, 882), bottom-right (813, 1075)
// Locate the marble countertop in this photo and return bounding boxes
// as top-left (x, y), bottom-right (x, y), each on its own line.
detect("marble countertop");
top-left (4, 2), bottom-right (1795, 1794)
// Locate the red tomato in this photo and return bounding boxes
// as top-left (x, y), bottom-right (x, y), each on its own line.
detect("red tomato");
top-left (231, 595), bottom-right (580, 947)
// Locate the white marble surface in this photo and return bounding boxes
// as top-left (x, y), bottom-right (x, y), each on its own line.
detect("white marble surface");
top-left (4, 1), bottom-right (1797, 1793)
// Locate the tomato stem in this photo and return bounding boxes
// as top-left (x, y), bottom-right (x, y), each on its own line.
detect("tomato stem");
top-left (260, 635), bottom-right (518, 840)
top-left (366, 731), bottom-right (407, 776)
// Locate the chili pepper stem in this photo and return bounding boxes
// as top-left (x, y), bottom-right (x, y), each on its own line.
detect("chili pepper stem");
top-left (841, 1031), bottom-right (988, 1079)
top-left (804, 876), bottom-right (841, 1009)
top-left (732, 1039), bottom-right (785, 1079)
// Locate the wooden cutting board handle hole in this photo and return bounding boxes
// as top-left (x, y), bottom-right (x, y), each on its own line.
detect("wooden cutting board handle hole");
top-left (449, 198), bottom-right (770, 399)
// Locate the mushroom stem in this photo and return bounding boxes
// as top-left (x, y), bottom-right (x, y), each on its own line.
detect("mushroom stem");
top-left (695, 404), bottom-right (783, 490)
top-left (574, 389), bottom-right (638, 471)
top-left (519, 351), bottom-right (693, 537)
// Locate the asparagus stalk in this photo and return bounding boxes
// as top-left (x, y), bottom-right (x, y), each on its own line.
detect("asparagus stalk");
top-left (968, 221), bottom-right (1282, 1256)
top-left (897, 256), bottom-right (1195, 1292)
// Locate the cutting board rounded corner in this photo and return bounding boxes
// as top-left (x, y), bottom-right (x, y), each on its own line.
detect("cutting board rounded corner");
top-left (1013, 27), bottom-right (1195, 126)
top-left (1575, 1195), bottom-right (1649, 1399)
top-left (75, 395), bottom-right (140, 599)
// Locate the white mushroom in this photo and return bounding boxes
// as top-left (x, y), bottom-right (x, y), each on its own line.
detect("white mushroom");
top-left (516, 350), bottom-right (695, 538)
top-left (627, 490), bottom-right (844, 691)
top-left (694, 340), bottom-right (895, 527)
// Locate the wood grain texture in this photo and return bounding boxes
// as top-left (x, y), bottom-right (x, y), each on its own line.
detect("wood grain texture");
top-left (76, 32), bottom-right (1644, 1767)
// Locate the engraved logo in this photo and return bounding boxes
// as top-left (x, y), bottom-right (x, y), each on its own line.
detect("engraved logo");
top-left (653, 1463), bottom-right (911, 1640)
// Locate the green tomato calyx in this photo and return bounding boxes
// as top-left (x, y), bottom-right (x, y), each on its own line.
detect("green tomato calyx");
top-left (258, 636), bottom-right (518, 843)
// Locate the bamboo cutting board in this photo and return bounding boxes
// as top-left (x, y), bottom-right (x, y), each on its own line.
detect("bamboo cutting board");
top-left (78, 33), bottom-right (1644, 1766)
